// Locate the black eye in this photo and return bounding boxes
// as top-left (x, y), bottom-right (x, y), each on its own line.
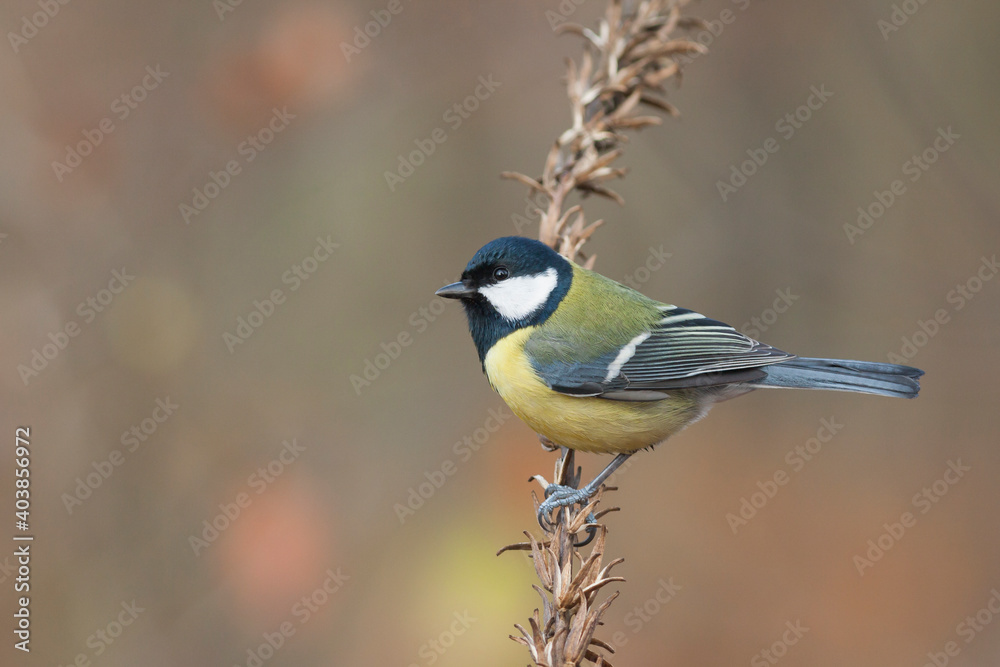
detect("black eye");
top-left (493, 267), bottom-right (510, 281)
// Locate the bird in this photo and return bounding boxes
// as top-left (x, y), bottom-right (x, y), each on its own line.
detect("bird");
top-left (436, 236), bottom-right (923, 528)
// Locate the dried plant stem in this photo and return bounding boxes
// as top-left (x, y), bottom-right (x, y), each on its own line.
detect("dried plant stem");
top-left (498, 450), bottom-right (624, 666)
top-left (502, 0), bottom-right (705, 266)
top-left (498, 1), bottom-right (704, 665)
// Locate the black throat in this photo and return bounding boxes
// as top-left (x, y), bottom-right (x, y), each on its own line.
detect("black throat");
top-left (461, 269), bottom-right (572, 367)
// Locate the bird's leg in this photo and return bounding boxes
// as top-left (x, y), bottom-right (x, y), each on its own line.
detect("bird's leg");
top-left (535, 451), bottom-right (632, 538)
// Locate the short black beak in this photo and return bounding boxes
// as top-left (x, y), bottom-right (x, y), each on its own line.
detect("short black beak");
top-left (435, 281), bottom-right (477, 299)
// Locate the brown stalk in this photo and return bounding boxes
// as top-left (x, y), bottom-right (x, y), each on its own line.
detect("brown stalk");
top-left (502, 0), bottom-right (705, 267)
top-left (498, 1), bottom-right (703, 664)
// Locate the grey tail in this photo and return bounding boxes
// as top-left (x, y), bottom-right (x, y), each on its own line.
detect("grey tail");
top-left (758, 357), bottom-right (923, 399)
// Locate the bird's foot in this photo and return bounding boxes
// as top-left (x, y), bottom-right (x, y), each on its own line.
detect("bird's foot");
top-left (534, 481), bottom-right (600, 546)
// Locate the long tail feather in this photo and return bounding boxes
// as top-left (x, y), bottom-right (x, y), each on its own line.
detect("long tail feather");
top-left (758, 357), bottom-right (923, 398)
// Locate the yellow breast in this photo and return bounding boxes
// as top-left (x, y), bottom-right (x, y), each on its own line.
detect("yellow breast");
top-left (483, 327), bottom-right (702, 453)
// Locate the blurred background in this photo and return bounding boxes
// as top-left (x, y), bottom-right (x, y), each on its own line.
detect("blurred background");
top-left (1, 0), bottom-right (998, 665)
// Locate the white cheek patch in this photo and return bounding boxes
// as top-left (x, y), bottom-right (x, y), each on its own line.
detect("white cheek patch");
top-left (479, 267), bottom-right (558, 321)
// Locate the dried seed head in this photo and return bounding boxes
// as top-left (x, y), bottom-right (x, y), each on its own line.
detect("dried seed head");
top-left (503, 0), bottom-right (701, 265)
top-left (500, 451), bottom-right (624, 666)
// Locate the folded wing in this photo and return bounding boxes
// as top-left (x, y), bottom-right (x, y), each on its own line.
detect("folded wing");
top-left (529, 307), bottom-right (794, 400)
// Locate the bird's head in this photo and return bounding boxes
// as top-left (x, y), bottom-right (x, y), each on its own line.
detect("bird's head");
top-left (436, 237), bottom-right (573, 362)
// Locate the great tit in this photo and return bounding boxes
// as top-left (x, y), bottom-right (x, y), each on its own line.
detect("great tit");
top-left (436, 236), bottom-right (923, 525)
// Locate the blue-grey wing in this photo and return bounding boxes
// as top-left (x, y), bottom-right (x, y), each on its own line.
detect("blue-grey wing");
top-left (530, 307), bottom-right (795, 400)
